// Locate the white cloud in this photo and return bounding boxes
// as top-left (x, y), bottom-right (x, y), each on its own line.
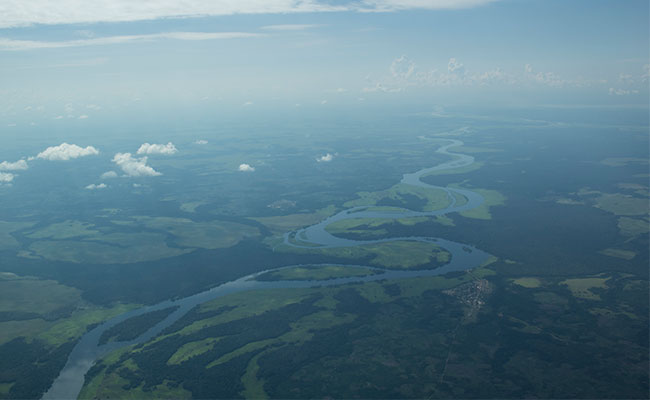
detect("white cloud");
top-left (608, 87), bottom-right (638, 96)
top-left (242, 101), bottom-right (254, 106)
top-left (238, 163), bottom-right (255, 172)
top-left (194, 139), bottom-right (208, 145)
top-left (77, 114), bottom-right (89, 119)
top-left (0, 172), bottom-right (14, 183)
top-left (321, 100), bottom-right (328, 104)
top-left (54, 115), bottom-right (63, 119)
top-left (0, 32), bottom-right (263, 51)
top-left (136, 142), bottom-right (178, 155)
top-left (112, 153), bottom-right (161, 177)
top-left (36, 143), bottom-right (99, 161)
top-left (391, 55), bottom-right (415, 79)
top-left (100, 171), bottom-right (118, 179)
top-left (447, 58), bottom-right (465, 75)
top-left (0, 159), bottom-right (28, 171)
top-left (0, 1), bottom-right (498, 28)
top-left (260, 24), bottom-right (322, 31)
top-left (85, 183), bottom-right (107, 190)
top-left (317, 153), bottom-right (334, 162)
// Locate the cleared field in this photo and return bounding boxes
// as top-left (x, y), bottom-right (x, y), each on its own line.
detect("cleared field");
top-left (560, 277), bottom-right (610, 301)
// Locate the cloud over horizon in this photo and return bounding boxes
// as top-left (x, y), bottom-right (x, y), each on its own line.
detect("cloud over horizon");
top-left (36, 143), bottom-right (99, 161)
top-left (0, 1), bottom-right (498, 28)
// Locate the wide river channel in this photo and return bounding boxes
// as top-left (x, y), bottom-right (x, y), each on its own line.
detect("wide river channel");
top-left (43, 139), bottom-right (491, 399)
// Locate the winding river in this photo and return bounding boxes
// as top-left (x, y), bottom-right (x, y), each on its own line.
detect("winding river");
top-left (43, 139), bottom-right (491, 399)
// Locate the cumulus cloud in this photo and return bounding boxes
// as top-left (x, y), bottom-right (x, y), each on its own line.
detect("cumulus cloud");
top-left (194, 139), bottom-right (208, 145)
top-left (447, 58), bottom-right (465, 75)
top-left (0, 32), bottom-right (263, 51)
top-left (0, 159), bottom-right (28, 171)
top-left (112, 153), bottom-right (161, 177)
top-left (0, 172), bottom-right (14, 183)
top-left (316, 153), bottom-right (335, 162)
top-left (100, 171), bottom-right (118, 179)
top-left (0, 1), bottom-right (498, 28)
top-left (136, 142), bottom-right (178, 155)
top-left (85, 183), bottom-right (107, 190)
top-left (391, 55), bottom-right (416, 80)
top-left (36, 143), bottom-right (99, 161)
top-left (77, 114), bottom-right (88, 119)
top-left (238, 163), bottom-right (255, 172)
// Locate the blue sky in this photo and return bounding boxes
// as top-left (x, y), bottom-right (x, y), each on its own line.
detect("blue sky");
top-left (1, 0), bottom-right (648, 124)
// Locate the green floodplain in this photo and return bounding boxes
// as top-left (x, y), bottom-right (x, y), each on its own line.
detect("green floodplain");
top-left (0, 113), bottom-right (648, 399)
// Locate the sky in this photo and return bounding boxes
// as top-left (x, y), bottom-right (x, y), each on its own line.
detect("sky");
top-left (0, 0), bottom-right (648, 125)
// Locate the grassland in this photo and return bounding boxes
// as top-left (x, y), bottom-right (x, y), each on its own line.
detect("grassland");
top-left (252, 205), bottom-right (336, 233)
top-left (511, 277), bottom-right (542, 288)
top-left (256, 265), bottom-right (380, 281)
top-left (343, 183), bottom-right (451, 212)
top-left (279, 240), bottom-right (451, 270)
top-left (594, 193), bottom-right (649, 216)
top-left (78, 265), bottom-right (497, 399)
top-left (617, 216), bottom-right (649, 236)
top-left (26, 220), bottom-right (99, 240)
top-left (560, 277), bottom-right (610, 300)
top-left (325, 216), bottom-right (430, 238)
top-left (454, 187), bottom-right (506, 220)
top-left (0, 272), bottom-right (139, 346)
top-left (29, 235), bottom-right (192, 264)
top-left (0, 221), bottom-right (34, 251)
top-left (424, 161), bottom-right (484, 176)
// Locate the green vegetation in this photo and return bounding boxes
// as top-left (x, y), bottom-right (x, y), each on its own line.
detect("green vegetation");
top-left (99, 307), bottom-right (179, 345)
top-left (256, 265), bottom-right (381, 281)
top-left (511, 277), bottom-right (542, 288)
top-left (324, 216), bottom-right (430, 238)
top-left (560, 277), bottom-right (610, 300)
top-left (38, 303), bottom-right (139, 346)
top-left (179, 201), bottom-right (206, 213)
top-left (167, 338), bottom-right (221, 365)
top-left (455, 186), bottom-right (506, 220)
top-left (0, 221), bottom-right (34, 251)
top-left (279, 240), bottom-right (451, 270)
top-left (133, 217), bottom-right (259, 249)
top-left (252, 206), bottom-right (336, 233)
top-left (600, 157), bottom-right (649, 167)
top-left (617, 216), bottom-right (649, 236)
top-left (425, 161), bottom-right (484, 176)
top-left (29, 235), bottom-right (192, 264)
top-left (594, 193), bottom-right (648, 216)
top-left (26, 220), bottom-right (99, 240)
top-left (344, 183), bottom-right (451, 212)
top-left (599, 248), bottom-right (636, 260)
